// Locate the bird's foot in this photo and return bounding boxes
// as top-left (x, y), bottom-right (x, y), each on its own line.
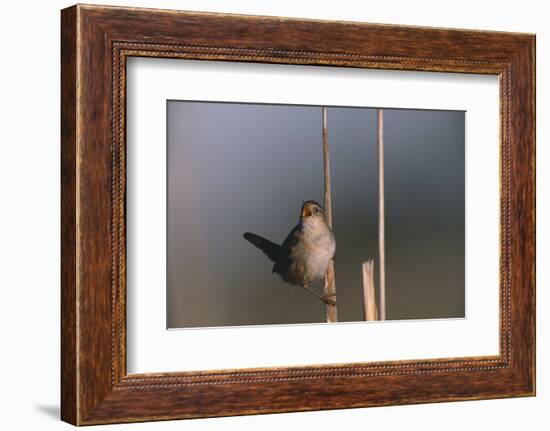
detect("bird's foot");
top-left (321, 295), bottom-right (337, 306)
top-left (301, 285), bottom-right (338, 305)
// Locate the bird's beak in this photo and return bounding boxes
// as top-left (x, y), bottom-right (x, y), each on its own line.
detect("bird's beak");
top-left (301, 205), bottom-right (313, 218)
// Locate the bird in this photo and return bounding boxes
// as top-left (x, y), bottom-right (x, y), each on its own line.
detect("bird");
top-left (243, 200), bottom-right (337, 305)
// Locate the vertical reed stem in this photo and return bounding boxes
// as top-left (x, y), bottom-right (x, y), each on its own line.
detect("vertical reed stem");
top-left (322, 107), bottom-right (337, 322)
top-left (362, 260), bottom-right (378, 321)
top-left (378, 109), bottom-right (386, 321)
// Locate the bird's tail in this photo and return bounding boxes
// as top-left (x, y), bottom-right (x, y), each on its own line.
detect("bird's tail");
top-left (243, 232), bottom-right (282, 262)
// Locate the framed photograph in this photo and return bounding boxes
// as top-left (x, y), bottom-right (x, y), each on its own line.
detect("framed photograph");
top-left (61, 4), bottom-right (535, 425)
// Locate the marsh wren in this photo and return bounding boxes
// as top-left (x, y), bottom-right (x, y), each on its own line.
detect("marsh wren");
top-left (243, 200), bottom-right (336, 305)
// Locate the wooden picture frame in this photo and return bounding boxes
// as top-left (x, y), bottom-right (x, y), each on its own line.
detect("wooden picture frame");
top-left (61, 4), bottom-right (535, 425)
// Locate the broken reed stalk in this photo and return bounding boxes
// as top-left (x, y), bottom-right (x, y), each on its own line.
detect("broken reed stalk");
top-left (322, 106), bottom-right (337, 323)
top-left (362, 260), bottom-right (378, 321)
top-left (377, 109), bottom-right (386, 321)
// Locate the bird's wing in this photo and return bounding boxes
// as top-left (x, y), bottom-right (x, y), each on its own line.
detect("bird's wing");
top-left (280, 224), bottom-right (302, 251)
top-left (243, 232), bottom-right (283, 263)
top-left (272, 224), bottom-right (302, 277)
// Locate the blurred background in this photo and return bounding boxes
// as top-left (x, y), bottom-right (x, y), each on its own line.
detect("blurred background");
top-left (167, 101), bottom-right (465, 328)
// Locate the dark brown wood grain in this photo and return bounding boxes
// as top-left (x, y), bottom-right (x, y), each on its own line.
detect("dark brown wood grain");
top-left (61, 4), bottom-right (535, 426)
top-left (60, 5), bottom-right (78, 425)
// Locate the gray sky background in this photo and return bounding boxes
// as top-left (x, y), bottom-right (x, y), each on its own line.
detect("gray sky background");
top-left (167, 101), bottom-right (465, 328)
